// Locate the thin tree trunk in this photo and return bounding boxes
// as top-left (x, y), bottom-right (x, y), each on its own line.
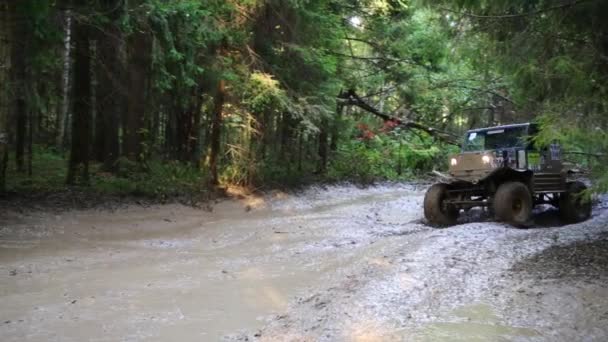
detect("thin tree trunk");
top-left (279, 112), bottom-right (292, 161)
top-left (66, 18), bottom-right (91, 185)
top-left (190, 90), bottom-right (204, 166)
top-left (11, 3), bottom-right (27, 173)
top-left (15, 101), bottom-right (26, 172)
top-left (297, 130), bottom-right (303, 172)
top-left (164, 105), bottom-right (172, 156)
top-left (260, 110), bottom-right (270, 159)
top-left (56, 10), bottom-right (72, 150)
top-left (175, 102), bottom-right (195, 162)
top-left (171, 101), bottom-right (184, 160)
top-left (0, 1), bottom-right (10, 192)
top-left (209, 79), bottom-right (225, 186)
top-left (27, 108), bottom-right (33, 176)
top-left (89, 40), bottom-right (105, 163)
top-left (330, 101), bottom-right (343, 152)
top-left (124, 30), bottom-right (151, 161)
top-left (318, 119), bottom-right (328, 173)
top-left (151, 103), bottom-right (160, 155)
top-left (165, 99), bottom-right (177, 158)
top-left (96, 0), bottom-right (124, 170)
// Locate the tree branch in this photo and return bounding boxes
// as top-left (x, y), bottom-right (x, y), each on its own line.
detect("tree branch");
top-left (322, 49), bottom-right (433, 71)
top-left (438, 0), bottom-right (596, 20)
top-left (338, 89), bottom-right (461, 146)
top-left (455, 85), bottom-right (515, 104)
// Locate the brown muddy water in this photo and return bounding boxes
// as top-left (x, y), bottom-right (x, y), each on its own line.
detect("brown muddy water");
top-left (1, 184), bottom-right (607, 341)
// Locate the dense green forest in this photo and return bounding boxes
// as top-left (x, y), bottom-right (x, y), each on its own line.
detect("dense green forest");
top-left (0, 0), bottom-right (606, 198)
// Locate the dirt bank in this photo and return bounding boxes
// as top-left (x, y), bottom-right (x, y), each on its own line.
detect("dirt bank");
top-left (1, 184), bottom-right (607, 341)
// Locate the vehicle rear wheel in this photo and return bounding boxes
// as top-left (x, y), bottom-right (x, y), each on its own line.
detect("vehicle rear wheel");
top-left (424, 183), bottom-right (458, 226)
top-left (493, 182), bottom-right (532, 226)
top-left (559, 181), bottom-right (591, 223)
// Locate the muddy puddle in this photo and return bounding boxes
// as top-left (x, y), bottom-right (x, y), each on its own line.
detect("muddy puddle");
top-left (0, 185), bottom-right (419, 341)
top-left (1, 184), bottom-right (607, 341)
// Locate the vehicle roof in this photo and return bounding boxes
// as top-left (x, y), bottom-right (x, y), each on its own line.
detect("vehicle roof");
top-left (466, 122), bottom-right (532, 134)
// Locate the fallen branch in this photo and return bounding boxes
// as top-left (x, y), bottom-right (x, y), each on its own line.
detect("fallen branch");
top-left (337, 89), bottom-right (461, 146)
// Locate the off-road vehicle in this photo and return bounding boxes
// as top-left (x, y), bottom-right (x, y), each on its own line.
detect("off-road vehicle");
top-left (424, 123), bottom-right (591, 226)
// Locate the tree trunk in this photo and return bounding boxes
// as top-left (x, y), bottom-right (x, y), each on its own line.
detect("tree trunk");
top-left (89, 40), bottom-right (105, 163)
top-left (10, 3), bottom-right (27, 173)
top-left (297, 130), bottom-right (303, 172)
top-left (124, 30), bottom-right (151, 161)
top-left (279, 112), bottom-right (293, 161)
top-left (150, 102), bottom-right (161, 157)
top-left (15, 101), bottom-right (26, 172)
top-left (0, 2), bottom-right (10, 192)
top-left (318, 119), bottom-right (328, 173)
top-left (66, 17), bottom-right (91, 185)
top-left (330, 101), bottom-right (343, 152)
top-left (164, 102), bottom-right (177, 158)
top-left (96, 0), bottom-right (124, 170)
top-left (190, 90), bottom-right (204, 166)
top-left (56, 10), bottom-right (72, 150)
top-left (260, 109), bottom-right (270, 160)
top-left (209, 79), bottom-right (225, 186)
top-left (27, 107), bottom-right (33, 176)
top-left (174, 100), bottom-right (195, 162)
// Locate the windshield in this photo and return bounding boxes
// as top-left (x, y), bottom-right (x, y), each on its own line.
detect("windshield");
top-left (463, 126), bottom-right (529, 152)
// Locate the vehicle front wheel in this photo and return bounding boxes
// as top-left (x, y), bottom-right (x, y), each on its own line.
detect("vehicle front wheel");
top-left (424, 183), bottom-right (458, 226)
top-left (559, 181), bottom-right (591, 223)
top-left (493, 182), bottom-right (532, 227)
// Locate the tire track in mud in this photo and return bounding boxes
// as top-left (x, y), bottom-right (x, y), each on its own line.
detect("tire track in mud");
top-left (1, 185), bottom-right (607, 342)
top-left (235, 195), bottom-right (608, 342)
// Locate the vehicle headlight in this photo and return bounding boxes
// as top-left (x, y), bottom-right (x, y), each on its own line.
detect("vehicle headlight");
top-left (450, 158), bottom-right (458, 166)
top-left (482, 155), bottom-right (491, 164)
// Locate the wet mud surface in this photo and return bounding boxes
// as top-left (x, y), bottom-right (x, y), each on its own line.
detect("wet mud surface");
top-left (1, 184), bottom-right (607, 341)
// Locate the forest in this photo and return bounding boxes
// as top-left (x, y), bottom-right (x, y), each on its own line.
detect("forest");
top-left (3, 1), bottom-right (608, 340)
top-left (1, 0), bottom-right (607, 198)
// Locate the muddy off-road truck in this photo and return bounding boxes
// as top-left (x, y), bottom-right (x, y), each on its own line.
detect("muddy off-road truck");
top-left (424, 123), bottom-right (591, 226)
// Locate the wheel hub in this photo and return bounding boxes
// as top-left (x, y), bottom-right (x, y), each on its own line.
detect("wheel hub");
top-left (512, 199), bottom-right (522, 213)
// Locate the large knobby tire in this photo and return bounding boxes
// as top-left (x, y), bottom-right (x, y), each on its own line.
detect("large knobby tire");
top-left (559, 181), bottom-right (591, 223)
top-left (424, 183), bottom-right (458, 226)
top-left (493, 182), bottom-right (532, 227)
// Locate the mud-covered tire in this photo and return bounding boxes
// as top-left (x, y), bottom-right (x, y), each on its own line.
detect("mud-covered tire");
top-left (424, 183), bottom-right (458, 226)
top-left (559, 181), bottom-right (591, 223)
top-left (493, 182), bottom-right (532, 226)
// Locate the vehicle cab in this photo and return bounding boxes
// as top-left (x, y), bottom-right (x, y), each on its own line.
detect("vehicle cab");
top-left (448, 123), bottom-right (554, 182)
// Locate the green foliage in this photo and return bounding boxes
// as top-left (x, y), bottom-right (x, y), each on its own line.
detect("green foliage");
top-left (6, 147), bottom-right (207, 198)
top-left (6, 147), bottom-right (66, 193)
top-left (427, 0), bottom-right (608, 191)
top-left (536, 113), bottom-right (608, 193)
top-left (94, 160), bottom-right (207, 197)
top-left (245, 72), bottom-right (289, 113)
top-left (327, 121), bottom-right (446, 183)
top-left (10, 0), bottom-right (608, 198)
top-left (329, 140), bottom-right (398, 183)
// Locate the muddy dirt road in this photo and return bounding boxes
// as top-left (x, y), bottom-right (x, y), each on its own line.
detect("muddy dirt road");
top-left (1, 184), bottom-right (607, 341)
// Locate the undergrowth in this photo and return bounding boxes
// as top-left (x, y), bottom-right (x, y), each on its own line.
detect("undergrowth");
top-left (5, 136), bottom-right (448, 199)
top-left (5, 147), bottom-right (208, 198)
